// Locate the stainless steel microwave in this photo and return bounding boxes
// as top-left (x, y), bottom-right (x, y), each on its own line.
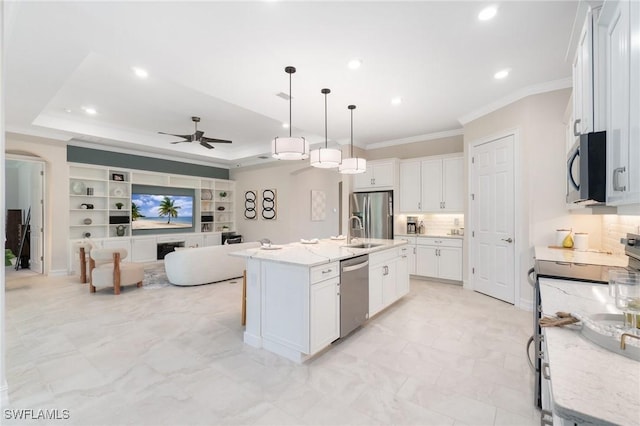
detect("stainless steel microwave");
top-left (566, 131), bottom-right (606, 204)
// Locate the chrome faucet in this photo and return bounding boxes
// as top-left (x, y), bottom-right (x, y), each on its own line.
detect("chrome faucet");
top-left (347, 215), bottom-right (363, 244)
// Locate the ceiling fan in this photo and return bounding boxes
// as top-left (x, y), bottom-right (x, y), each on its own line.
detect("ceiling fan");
top-left (159, 116), bottom-right (232, 150)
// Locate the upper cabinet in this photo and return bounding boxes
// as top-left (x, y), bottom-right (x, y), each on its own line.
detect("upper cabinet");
top-left (353, 159), bottom-right (396, 191)
top-left (600, 0), bottom-right (640, 207)
top-left (399, 154), bottom-right (464, 213)
top-left (573, 9), bottom-right (596, 135)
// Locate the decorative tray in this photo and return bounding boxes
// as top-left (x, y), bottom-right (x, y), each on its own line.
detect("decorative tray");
top-left (576, 312), bottom-right (640, 362)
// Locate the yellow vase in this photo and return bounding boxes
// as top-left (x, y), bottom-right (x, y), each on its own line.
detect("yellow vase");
top-left (562, 233), bottom-right (574, 248)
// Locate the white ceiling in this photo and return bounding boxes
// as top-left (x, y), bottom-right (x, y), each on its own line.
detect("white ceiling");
top-left (4, 1), bottom-right (578, 168)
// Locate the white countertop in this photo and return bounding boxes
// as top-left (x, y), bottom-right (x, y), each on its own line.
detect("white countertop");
top-left (535, 246), bottom-right (628, 267)
top-left (229, 238), bottom-right (407, 267)
top-left (395, 233), bottom-right (464, 240)
top-left (539, 278), bottom-right (640, 426)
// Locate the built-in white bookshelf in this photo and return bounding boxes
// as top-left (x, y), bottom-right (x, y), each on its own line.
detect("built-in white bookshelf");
top-left (69, 163), bottom-right (236, 240)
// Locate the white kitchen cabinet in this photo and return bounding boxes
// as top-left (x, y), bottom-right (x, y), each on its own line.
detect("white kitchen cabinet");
top-left (399, 155), bottom-right (463, 213)
top-left (602, 0), bottom-right (640, 207)
top-left (415, 237), bottom-right (463, 281)
top-left (399, 161), bottom-right (422, 211)
top-left (573, 10), bottom-right (596, 135)
top-left (310, 276), bottom-right (340, 354)
top-left (368, 247), bottom-right (407, 316)
top-left (353, 160), bottom-right (396, 191)
top-left (203, 233), bottom-right (221, 246)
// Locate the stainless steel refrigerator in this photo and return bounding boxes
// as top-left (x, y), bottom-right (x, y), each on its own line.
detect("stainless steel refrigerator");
top-left (350, 191), bottom-right (393, 239)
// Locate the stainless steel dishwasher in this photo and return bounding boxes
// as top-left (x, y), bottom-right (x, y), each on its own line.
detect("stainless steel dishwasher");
top-left (339, 254), bottom-right (369, 338)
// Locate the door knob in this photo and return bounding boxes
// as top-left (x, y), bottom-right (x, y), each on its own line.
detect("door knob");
top-left (501, 237), bottom-right (513, 243)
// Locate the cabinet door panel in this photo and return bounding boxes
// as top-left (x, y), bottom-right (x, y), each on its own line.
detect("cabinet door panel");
top-left (438, 247), bottom-right (462, 281)
top-left (420, 160), bottom-right (443, 211)
top-left (442, 157), bottom-right (464, 212)
top-left (382, 261), bottom-right (397, 307)
top-left (373, 162), bottom-right (395, 187)
top-left (310, 278), bottom-right (340, 353)
top-left (369, 263), bottom-right (385, 316)
top-left (416, 246), bottom-right (438, 278)
top-left (131, 238), bottom-right (157, 262)
top-left (399, 161), bottom-right (422, 212)
top-left (396, 255), bottom-right (410, 297)
top-left (606, 2), bottom-right (631, 204)
top-left (353, 168), bottom-right (375, 190)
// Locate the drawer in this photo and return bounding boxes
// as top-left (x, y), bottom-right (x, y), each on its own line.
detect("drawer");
top-left (310, 261), bottom-right (339, 283)
top-left (369, 247), bottom-right (400, 265)
top-left (417, 237), bottom-right (463, 248)
top-left (397, 236), bottom-right (417, 245)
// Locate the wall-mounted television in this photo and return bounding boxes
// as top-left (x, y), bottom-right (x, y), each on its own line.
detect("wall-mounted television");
top-left (131, 185), bottom-right (195, 234)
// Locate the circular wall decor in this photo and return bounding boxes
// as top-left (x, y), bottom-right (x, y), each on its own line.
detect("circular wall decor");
top-left (244, 190), bottom-right (257, 220)
top-left (113, 187), bottom-right (124, 197)
top-left (262, 189), bottom-right (276, 220)
top-left (71, 181), bottom-right (86, 195)
top-left (201, 189), bottom-right (213, 200)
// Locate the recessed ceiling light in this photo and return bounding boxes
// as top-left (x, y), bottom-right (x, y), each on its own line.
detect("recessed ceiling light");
top-left (348, 59), bottom-right (362, 70)
top-left (282, 123), bottom-right (289, 129)
top-left (478, 5), bottom-right (498, 21)
top-left (391, 97), bottom-right (402, 106)
top-left (132, 67), bottom-right (148, 79)
top-left (494, 69), bottom-right (510, 80)
top-left (82, 106), bottom-right (97, 115)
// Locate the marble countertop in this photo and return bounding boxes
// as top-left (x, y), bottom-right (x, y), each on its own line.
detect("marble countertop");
top-left (539, 278), bottom-right (640, 426)
top-left (535, 246), bottom-right (628, 267)
top-left (229, 238), bottom-right (407, 267)
top-left (395, 233), bottom-right (464, 239)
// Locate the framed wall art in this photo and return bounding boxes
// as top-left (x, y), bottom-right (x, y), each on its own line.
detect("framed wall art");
top-left (311, 190), bottom-right (326, 221)
top-left (244, 190), bottom-right (257, 220)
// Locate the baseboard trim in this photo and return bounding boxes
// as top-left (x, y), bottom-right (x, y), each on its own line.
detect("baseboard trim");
top-left (48, 269), bottom-right (68, 277)
top-left (519, 298), bottom-right (534, 312)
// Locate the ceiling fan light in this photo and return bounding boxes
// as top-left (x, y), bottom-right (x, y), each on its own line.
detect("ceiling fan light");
top-left (310, 147), bottom-right (342, 168)
top-left (339, 157), bottom-right (367, 174)
top-left (272, 136), bottom-right (309, 160)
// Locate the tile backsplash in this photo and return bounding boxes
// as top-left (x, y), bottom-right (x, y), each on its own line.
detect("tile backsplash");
top-left (397, 214), bottom-right (465, 236)
top-left (601, 215), bottom-right (640, 254)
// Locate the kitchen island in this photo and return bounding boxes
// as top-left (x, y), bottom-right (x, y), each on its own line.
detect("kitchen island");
top-left (539, 278), bottom-right (639, 425)
top-left (230, 238), bottom-right (409, 362)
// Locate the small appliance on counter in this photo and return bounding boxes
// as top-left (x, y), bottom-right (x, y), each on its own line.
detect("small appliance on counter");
top-left (407, 216), bottom-right (417, 234)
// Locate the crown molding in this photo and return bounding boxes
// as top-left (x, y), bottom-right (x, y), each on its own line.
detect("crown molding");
top-left (365, 128), bottom-right (464, 151)
top-left (458, 77), bottom-right (572, 125)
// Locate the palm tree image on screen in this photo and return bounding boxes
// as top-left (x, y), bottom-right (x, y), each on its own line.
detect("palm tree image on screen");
top-left (159, 196), bottom-right (181, 224)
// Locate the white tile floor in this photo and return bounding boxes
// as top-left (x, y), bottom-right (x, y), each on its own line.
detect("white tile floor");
top-left (4, 271), bottom-right (540, 425)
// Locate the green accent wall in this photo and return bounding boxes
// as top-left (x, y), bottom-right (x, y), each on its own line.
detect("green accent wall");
top-left (67, 146), bottom-right (229, 179)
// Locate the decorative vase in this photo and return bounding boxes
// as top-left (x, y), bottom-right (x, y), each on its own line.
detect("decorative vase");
top-left (83, 218), bottom-right (92, 225)
top-left (116, 225), bottom-right (126, 237)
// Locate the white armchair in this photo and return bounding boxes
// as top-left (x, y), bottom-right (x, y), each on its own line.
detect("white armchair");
top-left (89, 248), bottom-right (144, 294)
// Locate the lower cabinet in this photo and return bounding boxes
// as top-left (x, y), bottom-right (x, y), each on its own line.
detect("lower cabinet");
top-left (415, 237), bottom-right (463, 281)
top-left (369, 247), bottom-right (409, 317)
top-left (396, 236), bottom-right (417, 274)
top-left (131, 237), bottom-right (157, 262)
top-left (310, 276), bottom-right (340, 353)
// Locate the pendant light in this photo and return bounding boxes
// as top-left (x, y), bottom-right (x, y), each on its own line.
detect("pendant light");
top-left (339, 105), bottom-right (367, 174)
top-left (310, 88), bottom-right (342, 168)
top-left (272, 66), bottom-right (309, 160)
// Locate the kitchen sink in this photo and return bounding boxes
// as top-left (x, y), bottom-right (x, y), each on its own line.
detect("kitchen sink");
top-left (344, 243), bottom-right (383, 249)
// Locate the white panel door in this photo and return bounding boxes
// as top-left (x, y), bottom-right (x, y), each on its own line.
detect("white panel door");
top-left (415, 246), bottom-right (438, 278)
top-left (399, 161), bottom-right (422, 212)
top-left (471, 135), bottom-right (515, 304)
top-left (29, 162), bottom-right (44, 273)
top-left (442, 156), bottom-right (464, 212)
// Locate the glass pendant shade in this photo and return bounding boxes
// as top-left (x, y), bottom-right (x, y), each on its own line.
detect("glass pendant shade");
top-left (339, 157), bottom-right (367, 174)
top-left (310, 147), bottom-right (342, 168)
top-left (272, 136), bottom-right (309, 160)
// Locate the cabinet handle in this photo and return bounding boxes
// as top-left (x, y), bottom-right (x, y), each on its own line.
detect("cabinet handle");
top-left (541, 409), bottom-right (553, 426)
top-left (613, 167), bottom-right (626, 192)
top-left (413, 247), bottom-right (416, 255)
top-left (542, 362), bottom-right (551, 380)
top-left (418, 202), bottom-right (421, 210)
top-left (573, 118), bottom-right (581, 136)
top-left (526, 336), bottom-right (535, 371)
top-left (322, 269), bottom-right (333, 274)
top-left (442, 201), bottom-right (445, 209)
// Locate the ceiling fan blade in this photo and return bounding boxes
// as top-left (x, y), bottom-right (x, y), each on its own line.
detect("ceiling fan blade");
top-left (170, 140), bottom-right (189, 144)
top-left (195, 130), bottom-right (205, 140)
top-left (200, 141), bottom-right (215, 150)
top-left (201, 136), bottom-right (233, 144)
top-left (158, 131), bottom-right (191, 140)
